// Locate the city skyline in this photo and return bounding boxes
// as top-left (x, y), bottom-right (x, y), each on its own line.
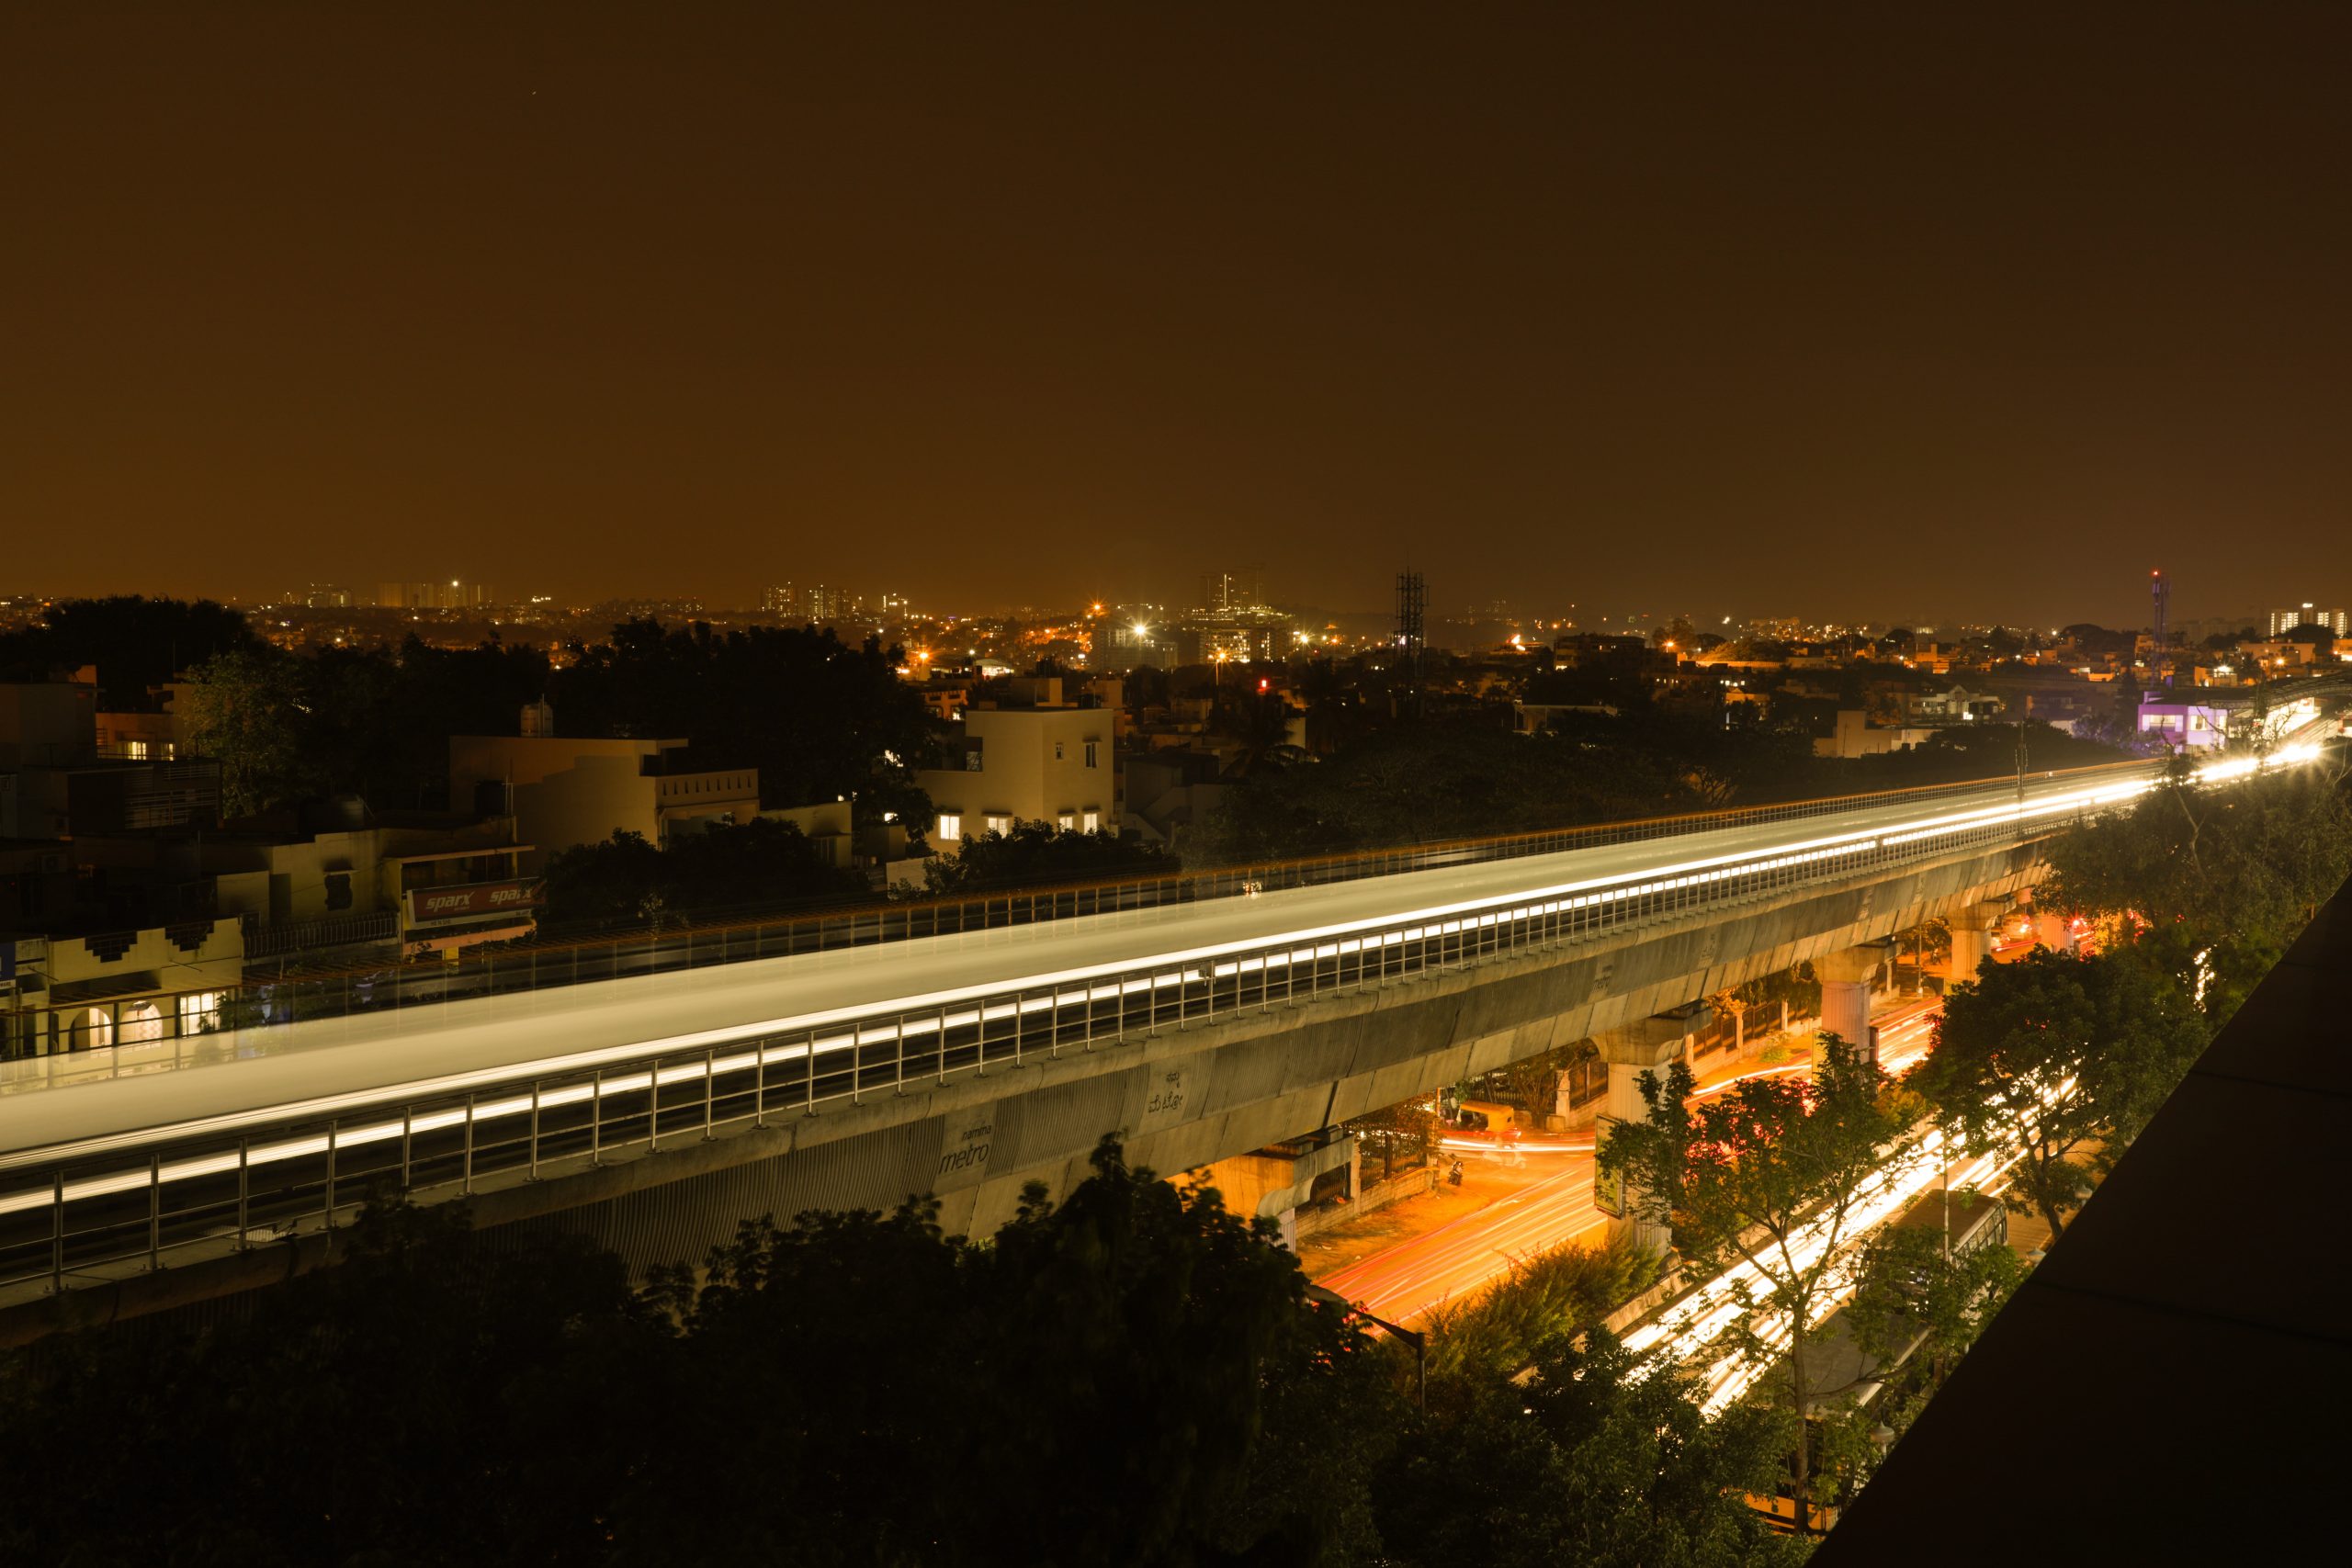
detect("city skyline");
top-left (4, 566), bottom-right (2335, 640)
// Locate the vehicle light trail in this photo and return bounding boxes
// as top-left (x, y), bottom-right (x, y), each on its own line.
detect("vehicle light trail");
top-left (1624, 1070), bottom-right (2073, 1417)
top-left (0, 739), bottom-right (2326, 1298)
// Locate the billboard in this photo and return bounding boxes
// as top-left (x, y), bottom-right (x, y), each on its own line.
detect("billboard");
top-left (403, 878), bottom-right (546, 928)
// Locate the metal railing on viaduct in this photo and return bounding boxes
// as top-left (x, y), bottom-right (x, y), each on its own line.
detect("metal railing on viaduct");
top-left (6, 757), bottom-right (2161, 1066)
top-left (0, 775), bottom-right (2118, 1301)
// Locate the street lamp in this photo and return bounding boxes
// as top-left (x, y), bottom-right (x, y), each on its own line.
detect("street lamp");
top-left (1305, 1281), bottom-right (1426, 1410)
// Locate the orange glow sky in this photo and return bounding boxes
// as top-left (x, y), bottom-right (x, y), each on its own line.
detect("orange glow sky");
top-left (6, 6), bottom-right (2348, 624)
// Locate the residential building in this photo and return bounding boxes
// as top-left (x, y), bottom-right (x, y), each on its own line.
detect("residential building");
top-left (2268, 604), bottom-right (2348, 637)
top-left (1906, 682), bottom-right (2005, 722)
top-left (1105, 620), bottom-right (1178, 670)
top-left (449, 706), bottom-right (760, 872)
top-left (916, 678), bottom-right (1115, 850)
top-left (2, 918), bottom-right (246, 1057)
top-left (911, 683), bottom-right (971, 723)
top-left (1123, 748), bottom-right (1226, 847)
top-left (0, 676), bottom-right (220, 840)
top-left (1812, 710), bottom-right (1936, 759)
top-left (379, 581), bottom-right (496, 610)
top-left (760, 800), bottom-right (855, 872)
top-left (1513, 700), bottom-right (1619, 734)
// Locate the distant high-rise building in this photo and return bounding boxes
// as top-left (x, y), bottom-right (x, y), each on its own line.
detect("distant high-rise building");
top-left (2270, 603), bottom-right (2347, 637)
top-left (302, 584), bottom-right (353, 609)
top-left (1197, 566), bottom-right (1266, 612)
top-left (758, 582), bottom-right (863, 622)
top-left (378, 580), bottom-right (492, 611)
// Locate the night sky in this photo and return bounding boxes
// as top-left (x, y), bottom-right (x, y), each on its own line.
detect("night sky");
top-left (6, 6), bottom-right (2348, 626)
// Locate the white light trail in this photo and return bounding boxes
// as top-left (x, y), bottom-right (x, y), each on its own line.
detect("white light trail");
top-left (0, 745), bottom-right (2324, 1221)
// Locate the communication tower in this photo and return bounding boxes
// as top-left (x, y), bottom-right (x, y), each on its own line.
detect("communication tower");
top-left (1395, 570), bottom-right (1427, 716)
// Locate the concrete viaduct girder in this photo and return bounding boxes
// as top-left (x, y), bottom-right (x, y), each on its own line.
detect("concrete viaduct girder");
top-left (445, 837), bottom-right (2043, 1264)
top-left (3, 836), bottom-right (2045, 1341)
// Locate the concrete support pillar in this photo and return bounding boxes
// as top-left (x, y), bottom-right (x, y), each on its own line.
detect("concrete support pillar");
top-left (2033, 911), bottom-right (2077, 953)
top-left (1594, 1003), bottom-right (1710, 1257)
top-left (1816, 942), bottom-right (1892, 1064)
top-left (1946, 900), bottom-right (2003, 986)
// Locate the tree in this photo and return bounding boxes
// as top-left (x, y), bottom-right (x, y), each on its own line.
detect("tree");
top-left (922, 820), bottom-right (1176, 895)
top-left (2, 1140), bottom-right (1844, 1563)
top-left (1206, 687), bottom-right (1300, 773)
top-left (1416, 1232), bottom-right (1658, 1383)
top-left (552, 618), bottom-right (933, 814)
top-left (175, 647), bottom-right (316, 817)
top-left (1597, 1035), bottom-right (1919, 1534)
top-left (636, 1136), bottom-right (1396, 1565)
top-left (0, 1197), bottom-right (659, 1564)
top-left (1193, 716), bottom-right (1707, 864)
top-left (1843, 1203), bottom-right (2025, 1403)
top-left (2040, 759), bottom-right (2352, 1020)
top-left (1906, 948), bottom-right (2207, 1241)
top-left (300, 636), bottom-right (554, 809)
top-left (1347, 1092), bottom-right (1437, 1185)
top-left (1377, 1328), bottom-right (1805, 1568)
top-left (0, 594), bottom-right (258, 706)
top-left (539, 818), bottom-right (870, 932)
top-left (0, 1143), bottom-right (1398, 1567)
top-left (1497, 1041), bottom-right (1571, 1123)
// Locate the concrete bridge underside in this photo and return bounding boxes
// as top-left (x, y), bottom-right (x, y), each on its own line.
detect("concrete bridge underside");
top-left (11, 838), bottom-right (2042, 1337)
top-left (526, 839), bottom-right (2043, 1263)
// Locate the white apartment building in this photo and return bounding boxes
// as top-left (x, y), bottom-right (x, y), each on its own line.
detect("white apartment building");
top-left (915, 681), bottom-right (1115, 850)
top-left (2268, 604), bottom-right (2349, 637)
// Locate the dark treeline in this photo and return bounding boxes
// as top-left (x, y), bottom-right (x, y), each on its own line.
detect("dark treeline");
top-left (0, 1142), bottom-right (1808, 1568)
top-left (3, 599), bottom-right (932, 823)
top-left (539, 821), bottom-right (873, 931)
top-left (0, 595), bottom-right (260, 707)
top-left (554, 619), bottom-right (931, 818)
top-left (1187, 706), bottom-right (2126, 867)
top-left (6, 598), bottom-right (2142, 915)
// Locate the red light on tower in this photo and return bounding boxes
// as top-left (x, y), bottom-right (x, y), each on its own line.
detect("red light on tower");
top-left (1257, 677), bottom-right (1270, 693)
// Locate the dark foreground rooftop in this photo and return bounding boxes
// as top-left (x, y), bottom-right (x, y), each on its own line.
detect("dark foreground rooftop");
top-left (1819, 874), bottom-right (2352, 1562)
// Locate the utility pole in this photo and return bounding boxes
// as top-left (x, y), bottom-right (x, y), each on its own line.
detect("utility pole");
top-left (2015, 700), bottom-right (2030, 813)
top-left (1307, 1282), bottom-right (1426, 1410)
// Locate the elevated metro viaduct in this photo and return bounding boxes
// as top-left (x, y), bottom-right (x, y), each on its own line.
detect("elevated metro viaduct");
top-left (524, 834), bottom-right (2040, 1256)
top-left (0, 806), bottom-right (2056, 1343)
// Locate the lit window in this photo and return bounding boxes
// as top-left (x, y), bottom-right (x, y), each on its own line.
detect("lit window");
top-left (178, 991), bottom-right (223, 1033)
top-left (126, 739), bottom-right (149, 760)
top-left (985, 814), bottom-right (1012, 835)
top-left (937, 812), bottom-right (962, 841)
top-left (1082, 810), bottom-right (1100, 832)
top-left (1057, 812), bottom-right (1075, 831)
